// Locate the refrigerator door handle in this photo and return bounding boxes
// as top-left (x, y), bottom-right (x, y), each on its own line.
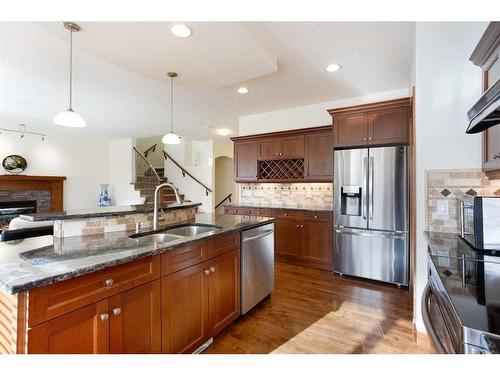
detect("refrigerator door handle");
top-left (369, 156), bottom-right (374, 223)
top-left (363, 156), bottom-right (368, 221)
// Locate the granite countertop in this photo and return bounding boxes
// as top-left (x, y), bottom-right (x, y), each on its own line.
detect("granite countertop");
top-left (225, 203), bottom-right (333, 213)
top-left (20, 202), bottom-right (202, 222)
top-left (424, 231), bottom-right (500, 347)
top-left (0, 213), bottom-right (274, 294)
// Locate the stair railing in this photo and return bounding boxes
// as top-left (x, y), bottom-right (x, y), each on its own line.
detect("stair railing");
top-left (133, 147), bottom-right (161, 202)
top-left (143, 143), bottom-right (157, 159)
top-left (163, 151), bottom-right (213, 196)
top-left (215, 193), bottom-right (232, 210)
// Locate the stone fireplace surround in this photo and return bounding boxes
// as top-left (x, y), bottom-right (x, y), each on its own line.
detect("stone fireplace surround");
top-left (0, 176), bottom-right (66, 224)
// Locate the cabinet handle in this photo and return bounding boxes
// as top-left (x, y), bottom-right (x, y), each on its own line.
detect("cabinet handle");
top-left (368, 137), bottom-right (373, 140)
top-left (284, 213), bottom-right (288, 217)
top-left (301, 225), bottom-right (304, 228)
top-left (314, 215), bottom-right (318, 219)
top-left (100, 313), bottom-right (109, 321)
top-left (257, 211), bottom-right (261, 214)
top-left (112, 308), bottom-right (121, 316)
top-left (104, 278), bottom-right (114, 287)
top-left (210, 267), bottom-right (216, 273)
top-left (296, 224), bottom-right (300, 227)
top-left (363, 137), bottom-right (367, 141)
top-left (203, 269), bottom-right (210, 275)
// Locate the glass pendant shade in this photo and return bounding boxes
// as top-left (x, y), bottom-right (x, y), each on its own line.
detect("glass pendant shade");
top-left (54, 108), bottom-right (86, 128)
top-left (162, 132), bottom-right (181, 145)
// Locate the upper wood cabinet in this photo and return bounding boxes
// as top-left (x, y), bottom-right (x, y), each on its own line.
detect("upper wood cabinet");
top-left (328, 98), bottom-right (411, 149)
top-left (470, 22), bottom-right (500, 179)
top-left (234, 141), bottom-right (258, 181)
top-left (232, 126), bottom-right (332, 183)
top-left (304, 131), bottom-right (333, 180)
top-left (258, 135), bottom-right (304, 159)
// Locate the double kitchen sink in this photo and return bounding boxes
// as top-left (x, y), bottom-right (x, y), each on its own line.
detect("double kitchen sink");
top-left (129, 224), bottom-right (221, 244)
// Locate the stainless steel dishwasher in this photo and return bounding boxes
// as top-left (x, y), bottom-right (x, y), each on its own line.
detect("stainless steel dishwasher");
top-left (241, 222), bottom-right (275, 314)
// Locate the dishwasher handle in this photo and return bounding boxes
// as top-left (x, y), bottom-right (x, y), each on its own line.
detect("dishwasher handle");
top-left (243, 230), bottom-right (274, 243)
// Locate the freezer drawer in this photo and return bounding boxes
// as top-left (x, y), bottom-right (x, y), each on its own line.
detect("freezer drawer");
top-left (333, 228), bottom-right (408, 285)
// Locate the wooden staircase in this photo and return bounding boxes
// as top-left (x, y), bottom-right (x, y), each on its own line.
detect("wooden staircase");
top-left (132, 168), bottom-right (187, 204)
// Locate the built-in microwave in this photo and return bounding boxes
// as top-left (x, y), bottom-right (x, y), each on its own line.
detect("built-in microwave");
top-left (459, 196), bottom-right (500, 250)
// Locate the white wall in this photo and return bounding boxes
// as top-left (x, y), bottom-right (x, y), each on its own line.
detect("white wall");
top-left (414, 22), bottom-right (488, 332)
top-left (239, 88), bottom-right (410, 136)
top-left (0, 130), bottom-right (110, 210)
top-left (108, 138), bottom-right (143, 206)
top-left (136, 135), bottom-right (164, 169)
top-left (164, 139), bottom-right (214, 212)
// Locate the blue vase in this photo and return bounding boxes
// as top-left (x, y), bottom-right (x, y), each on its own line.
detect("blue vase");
top-left (99, 184), bottom-right (111, 207)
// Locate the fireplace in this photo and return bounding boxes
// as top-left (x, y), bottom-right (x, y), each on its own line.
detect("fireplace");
top-left (0, 200), bottom-right (37, 227)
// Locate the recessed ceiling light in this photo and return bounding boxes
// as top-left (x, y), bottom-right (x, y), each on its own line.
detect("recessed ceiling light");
top-left (171, 24), bottom-right (192, 38)
top-left (237, 87), bottom-right (249, 94)
top-left (326, 63), bottom-right (342, 72)
top-left (217, 128), bottom-right (232, 136)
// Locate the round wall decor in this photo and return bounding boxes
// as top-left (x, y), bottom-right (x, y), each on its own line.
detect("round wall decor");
top-left (2, 155), bottom-right (28, 174)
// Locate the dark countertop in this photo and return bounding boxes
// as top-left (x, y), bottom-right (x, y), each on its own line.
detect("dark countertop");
top-left (225, 203), bottom-right (333, 213)
top-left (424, 231), bottom-right (500, 343)
top-left (20, 202), bottom-right (202, 222)
top-left (0, 213), bottom-right (274, 294)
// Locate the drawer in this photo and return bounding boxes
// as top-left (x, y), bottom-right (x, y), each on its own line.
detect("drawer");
top-left (272, 209), bottom-right (300, 219)
top-left (28, 255), bottom-right (160, 327)
top-left (224, 207), bottom-right (250, 215)
top-left (300, 211), bottom-right (332, 222)
top-left (208, 232), bottom-right (240, 258)
top-left (161, 240), bottom-right (208, 276)
top-left (248, 208), bottom-right (272, 217)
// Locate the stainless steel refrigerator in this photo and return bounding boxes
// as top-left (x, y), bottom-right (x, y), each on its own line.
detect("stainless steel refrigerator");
top-left (333, 146), bottom-right (409, 286)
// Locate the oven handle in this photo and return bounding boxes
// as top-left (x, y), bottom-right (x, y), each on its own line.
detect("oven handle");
top-left (421, 283), bottom-right (447, 354)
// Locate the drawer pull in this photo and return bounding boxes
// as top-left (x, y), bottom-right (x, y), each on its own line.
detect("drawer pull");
top-left (104, 278), bottom-right (114, 287)
top-left (314, 215), bottom-right (318, 218)
top-left (296, 224), bottom-right (300, 227)
top-left (112, 308), bottom-right (122, 316)
top-left (284, 213), bottom-right (288, 217)
top-left (210, 267), bottom-right (216, 273)
top-left (203, 269), bottom-right (210, 275)
top-left (100, 313), bottom-right (109, 321)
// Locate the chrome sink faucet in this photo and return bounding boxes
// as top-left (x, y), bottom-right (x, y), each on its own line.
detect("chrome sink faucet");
top-left (153, 183), bottom-right (183, 230)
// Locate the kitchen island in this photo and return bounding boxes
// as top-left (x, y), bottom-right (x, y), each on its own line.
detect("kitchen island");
top-left (0, 213), bottom-right (274, 354)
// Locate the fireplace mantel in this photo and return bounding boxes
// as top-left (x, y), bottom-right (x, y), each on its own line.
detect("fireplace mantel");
top-left (0, 175), bottom-right (66, 211)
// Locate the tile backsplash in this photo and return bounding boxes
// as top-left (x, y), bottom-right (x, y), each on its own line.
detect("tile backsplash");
top-left (426, 169), bottom-right (500, 233)
top-left (240, 183), bottom-right (333, 208)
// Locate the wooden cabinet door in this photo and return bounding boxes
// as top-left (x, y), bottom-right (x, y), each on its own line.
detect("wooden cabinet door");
top-left (274, 218), bottom-right (300, 259)
top-left (258, 139), bottom-right (282, 159)
top-left (483, 54), bottom-right (500, 177)
top-left (109, 280), bottom-right (161, 354)
top-left (304, 132), bottom-right (333, 180)
top-left (333, 113), bottom-right (368, 148)
top-left (281, 135), bottom-right (305, 158)
top-left (368, 106), bottom-right (409, 146)
top-left (162, 263), bottom-right (209, 354)
top-left (28, 300), bottom-right (109, 354)
top-left (299, 219), bottom-right (333, 270)
top-left (234, 141), bottom-right (258, 181)
top-left (208, 250), bottom-right (240, 336)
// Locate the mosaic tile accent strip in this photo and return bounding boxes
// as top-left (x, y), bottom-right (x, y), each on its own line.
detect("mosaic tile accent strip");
top-left (240, 183), bottom-right (333, 209)
top-left (426, 169), bottom-right (500, 233)
top-left (53, 207), bottom-right (198, 238)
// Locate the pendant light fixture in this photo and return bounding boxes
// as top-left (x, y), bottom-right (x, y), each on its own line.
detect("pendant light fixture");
top-left (54, 22), bottom-right (86, 128)
top-left (162, 72), bottom-right (181, 145)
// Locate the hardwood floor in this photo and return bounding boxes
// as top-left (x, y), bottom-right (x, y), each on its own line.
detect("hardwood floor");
top-left (205, 262), bottom-right (434, 354)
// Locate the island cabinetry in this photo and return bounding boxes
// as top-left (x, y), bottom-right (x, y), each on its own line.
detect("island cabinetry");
top-left (29, 280), bottom-right (162, 354)
top-left (0, 231), bottom-right (243, 354)
top-left (28, 255), bottom-right (161, 327)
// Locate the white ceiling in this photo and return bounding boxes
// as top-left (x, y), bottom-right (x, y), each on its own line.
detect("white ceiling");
top-left (0, 22), bottom-right (413, 140)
